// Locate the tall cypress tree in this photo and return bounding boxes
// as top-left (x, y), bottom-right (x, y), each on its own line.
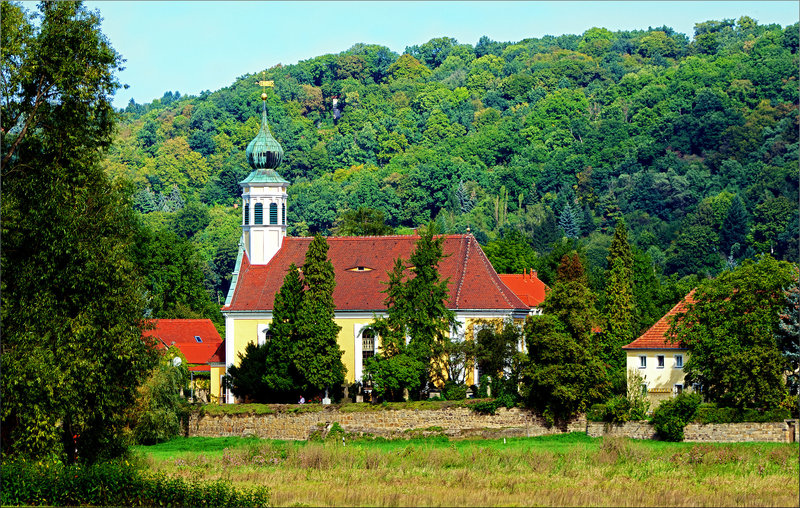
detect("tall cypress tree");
top-left (293, 234), bottom-right (345, 393)
top-left (602, 220), bottom-right (634, 377)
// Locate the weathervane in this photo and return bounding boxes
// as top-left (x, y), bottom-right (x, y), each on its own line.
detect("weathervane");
top-left (257, 71), bottom-right (274, 100)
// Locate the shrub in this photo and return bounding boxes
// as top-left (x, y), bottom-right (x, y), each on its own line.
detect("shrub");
top-left (602, 395), bottom-right (633, 423)
top-left (652, 392), bottom-right (702, 441)
top-left (694, 403), bottom-right (792, 424)
top-left (469, 400), bottom-right (500, 415)
top-left (0, 459), bottom-right (270, 507)
top-left (443, 381), bottom-right (467, 401)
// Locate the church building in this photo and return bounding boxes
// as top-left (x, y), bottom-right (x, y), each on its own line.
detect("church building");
top-left (218, 94), bottom-right (541, 403)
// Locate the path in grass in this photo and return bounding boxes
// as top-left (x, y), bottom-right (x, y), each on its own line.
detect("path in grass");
top-left (135, 433), bottom-right (799, 507)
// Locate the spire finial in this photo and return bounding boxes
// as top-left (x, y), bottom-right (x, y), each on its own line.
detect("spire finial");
top-left (257, 71), bottom-right (274, 101)
top-left (245, 74), bottom-right (283, 171)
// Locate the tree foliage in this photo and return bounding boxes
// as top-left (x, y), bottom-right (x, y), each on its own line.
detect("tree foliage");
top-left (293, 234), bottom-right (346, 392)
top-left (365, 224), bottom-right (457, 399)
top-left (670, 256), bottom-right (798, 409)
top-left (522, 253), bottom-right (609, 421)
top-left (1, 1), bottom-right (158, 463)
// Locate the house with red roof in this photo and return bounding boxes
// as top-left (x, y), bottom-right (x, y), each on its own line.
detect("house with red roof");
top-left (218, 96), bottom-right (537, 403)
top-left (622, 290), bottom-right (697, 405)
top-left (144, 319), bottom-right (226, 402)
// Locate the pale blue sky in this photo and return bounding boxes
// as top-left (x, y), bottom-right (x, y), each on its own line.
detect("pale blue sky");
top-left (71, 1), bottom-right (799, 109)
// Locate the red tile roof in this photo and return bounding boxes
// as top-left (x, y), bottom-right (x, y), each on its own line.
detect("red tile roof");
top-left (497, 270), bottom-right (550, 307)
top-left (622, 290), bottom-right (696, 350)
top-left (144, 319), bottom-right (223, 364)
top-left (208, 342), bottom-right (225, 364)
top-left (224, 235), bottom-right (528, 312)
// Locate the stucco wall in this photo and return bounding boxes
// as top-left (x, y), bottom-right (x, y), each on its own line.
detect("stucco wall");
top-left (188, 406), bottom-right (586, 440)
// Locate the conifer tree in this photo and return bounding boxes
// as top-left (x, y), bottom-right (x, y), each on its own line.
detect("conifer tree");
top-left (776, 280), bottom-right (800, 394)
top-left (602, 220), bottom-right (634, 377)
top-left (719, 194), bottom-right (748, 257)
top-left (558, 203), bottom-right (581, 239)
top-left (522, 253), bottom-right (609, 421)
top-left (293, 234), bottom-right (346, 393)
top-left (262, 263), bottom-right (304, 399)
top-left (404, 223), bottom-right (458, 387)
top-left (365, 223), bottom-right (457, 399)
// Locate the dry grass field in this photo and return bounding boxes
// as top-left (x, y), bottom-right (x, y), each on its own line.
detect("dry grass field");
top-left (135, 433), bottom-right (799, 507)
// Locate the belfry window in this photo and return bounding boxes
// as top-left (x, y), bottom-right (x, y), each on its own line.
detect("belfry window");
top-left (270, 203), bottom-right (278, 224)
top-left (244, 204), bottom-right (249, 225)
top-left (254, 203), bottom-right (263, 224)
top-left (362, 329), bottom-right (375, 360)
top-left (282, 203), bottom-right (286, 225)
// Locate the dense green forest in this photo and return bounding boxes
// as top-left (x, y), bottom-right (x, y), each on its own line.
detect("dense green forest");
top-left (103, 18), bottom-right (799, 333)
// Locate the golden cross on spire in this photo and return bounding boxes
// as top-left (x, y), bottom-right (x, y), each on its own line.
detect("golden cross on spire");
top-left (257, 71), bottom-right (274, 100)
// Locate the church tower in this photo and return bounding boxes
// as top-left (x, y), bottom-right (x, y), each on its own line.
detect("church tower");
top-left (240, 90), bottom-right (288, 265)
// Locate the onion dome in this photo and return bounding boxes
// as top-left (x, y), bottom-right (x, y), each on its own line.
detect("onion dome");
top-left (245, 99), bottom-right (284, 170)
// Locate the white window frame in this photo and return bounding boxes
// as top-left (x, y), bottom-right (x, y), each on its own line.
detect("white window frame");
top-left (674, 354), bottom-right (683, 369)
top-left (674, 383), bottom-right (683, 396)
top-left (639, 355), bottom-right (647, 369)
top-left (257, 324), bottom-right (269, 346)
top-left (657, 355), bottom-right (665, 369)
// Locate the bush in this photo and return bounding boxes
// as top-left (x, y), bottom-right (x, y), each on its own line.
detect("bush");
top-left (469, 399), bottom-right (500, 415)
top-left (694, 403), bottom-right (792, 424)
top-left (652, 393), bottom-right (702, 441)
top-left (586, 403), bottom-right (606, 422)
top-left (602, 395), bottom-right (633, 423)
top-left (0, 459), bottom-right (270, 507)
top-left (443, 381), bottom-right (467, 401)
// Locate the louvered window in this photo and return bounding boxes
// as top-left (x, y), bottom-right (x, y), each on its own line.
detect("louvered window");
top-left (270, 203), bottom-right (278, 224)
top-left (254, 203), bottom-right (263, 224)
top-left (244, 203), bottom-right (249, 225)
top-left (282, 203), bottom-right (286, 225)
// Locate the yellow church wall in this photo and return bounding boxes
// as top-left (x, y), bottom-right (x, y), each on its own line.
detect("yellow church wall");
top-left (227, 313), bottom-right (523, 396)
top-left (210, 365), bottom-right (225, 402)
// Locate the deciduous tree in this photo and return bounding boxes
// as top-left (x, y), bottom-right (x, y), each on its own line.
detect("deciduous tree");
top-left (670, 255), bottom-right (797, 408)
top-left (1, 1), bottom-right (158, 463)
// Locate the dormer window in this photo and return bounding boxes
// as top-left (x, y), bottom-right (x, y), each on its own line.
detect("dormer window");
top-left (347, 266), bottom-right (373, 272)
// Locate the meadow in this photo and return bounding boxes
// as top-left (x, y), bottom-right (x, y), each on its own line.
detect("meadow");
top-left (134, 433), bottom-right (799, 507)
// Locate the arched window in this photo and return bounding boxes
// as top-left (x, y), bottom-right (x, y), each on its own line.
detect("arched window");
top-left (282, 203), bottom-right (286, 225)
top-left (362, 329), bottom-right (375, 360)
top-left (254, 203), bottom-right (263, 224)
top-left (270, 203), bottom-right (278, 224)
top-left (244, 203), bottom-right (249, 225)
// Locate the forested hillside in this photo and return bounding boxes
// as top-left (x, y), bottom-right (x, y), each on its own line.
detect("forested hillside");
top-left (103, 18), bottom-right (799, 332)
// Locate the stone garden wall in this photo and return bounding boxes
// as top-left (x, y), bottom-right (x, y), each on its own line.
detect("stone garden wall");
top-left (586, 420), bottom-right (797, 443)
top-left (190, 407), bottom-right (796, 443)
top-left (188, 406), bottom-right (585, 440)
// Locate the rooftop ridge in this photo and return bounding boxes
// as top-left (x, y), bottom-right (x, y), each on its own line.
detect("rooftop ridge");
top-left (285, 234), bottom-right (470, 241)
top-left (454, 236), bottom-right (469, 307)
top-left (472, 236), bottom-right (516, 309)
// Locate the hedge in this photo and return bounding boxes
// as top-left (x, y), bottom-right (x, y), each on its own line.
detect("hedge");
top-left (1, 459), bottom-right (270, 507)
